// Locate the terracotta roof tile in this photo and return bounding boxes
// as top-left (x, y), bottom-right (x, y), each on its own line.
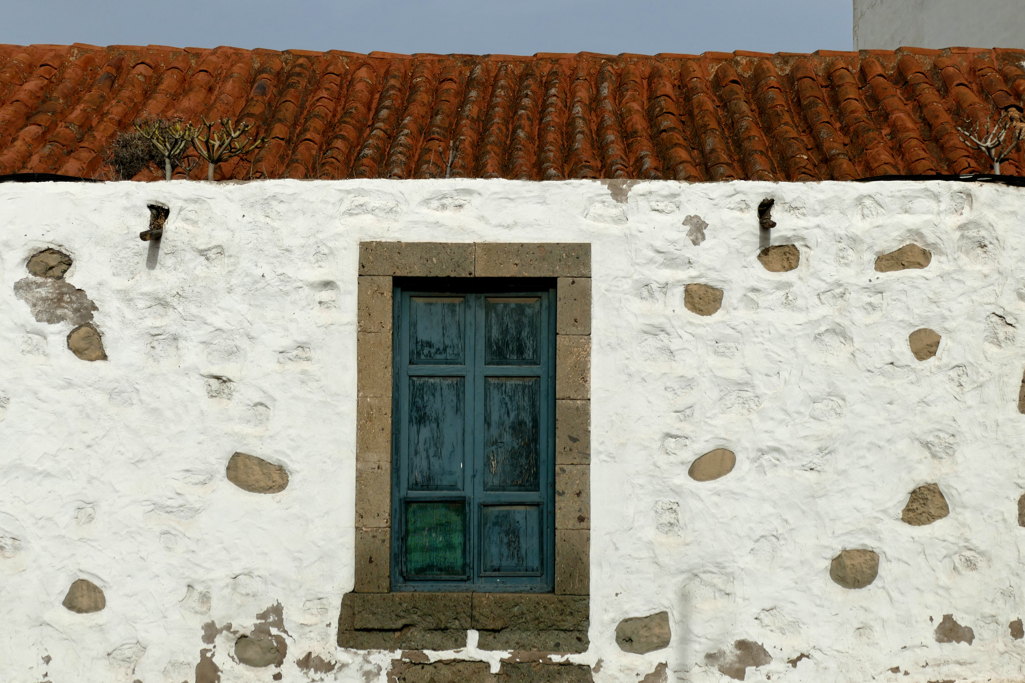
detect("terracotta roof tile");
top-left (1, 44), bottom-right (1024, 180)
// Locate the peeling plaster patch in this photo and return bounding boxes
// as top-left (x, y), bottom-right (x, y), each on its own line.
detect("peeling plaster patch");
top-left (810, 397), bottom-right (845, 421)
top-left (296, 652), bottom-right (336, 674)
top-left (704, 640), bottom-right (772, 680)
top-left (14, 277), bottom-right (97, 325)
top-left (922, 432), bottom-right (957, 460)
top-left (107, 641), bottom-right (145, 679)
top-left (278, 346), bottom-right (312, 364)
top-left (196, 648), bottom-right (220, 683)
top-left (755, 608), bottom-right (801, 636)
top-left (684, 215), bottom-right (707, 245)
top-left (640, 662), bottom-right (668, 683)
top-left (180, 585), bottom-right (212, 615)
top-left (985, 313), bottom-right (1016, 348)
top-left (935, 614), bottom-right (975, 645)
top-left (787, 653), bottom-right (810, 668)
top-left (204, 376), bottom-right (234, 400)
top-left (585, 198), bottom-right (628, 225)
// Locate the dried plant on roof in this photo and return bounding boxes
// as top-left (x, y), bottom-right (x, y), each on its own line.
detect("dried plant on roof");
top-left (957, 110), bottom-right (1025, 175)
top-left (191, 117), bottom-right (266, 181)
top-left (136, 118), bottom-right (196, 181)
top-left (104, 130), bottom-right (160, 180)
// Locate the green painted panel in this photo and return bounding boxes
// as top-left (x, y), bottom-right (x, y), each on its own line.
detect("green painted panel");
top-left (404, 501), bottom-right (466, 579)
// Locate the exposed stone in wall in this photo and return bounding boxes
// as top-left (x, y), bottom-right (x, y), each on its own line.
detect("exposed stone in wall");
top-left (234, 633), bottom-right (286, 667)
top-left (688, 448), bottom-right (736, 481)
top-left (901, 484), bottom-right (949, 525)
top-left (757, 245), bottom-right (800, 272)
top-left (296, 652), bottom-right (336, 674)
top-left (1018, 370), bottom-right (1025, 414)
top-left (875, 244), bottom-right (932, 272)
top-left (1011, 619), bottom-right (1024, 640)
top-left (640, 662), bottom-right (668, 683)
top-left (615, 611), bottom-right (671, 654)
top-left (27, 248), bottom-right (72, 278)
top-left (684, 284), bottom-right (723, 316)
top-left (62, 578), bottom-right (105, 613)
top-left (226, 452), bottom-right (289, 494)
top-left (830, 549), bottom-right (879, 589)
top-left (14, 278), bottom-right (97, 326)
top-left (1018, 494), bottom-right (1025, 527)
top-left (935, 614), bottom-right (974, 645)
top-left (908, 328), bottom-right (941, 361)
top-left (67, 323), bottom-right (107, 361)
top-left (704, 640), bottom-right (772, 681)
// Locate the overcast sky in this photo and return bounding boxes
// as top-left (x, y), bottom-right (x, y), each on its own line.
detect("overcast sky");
top-left (3, 0), bottom-right (852, 55)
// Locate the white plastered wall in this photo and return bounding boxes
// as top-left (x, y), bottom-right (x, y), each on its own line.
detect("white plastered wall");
top-left (854, 0), bottom-right (1025, 50)
top-left (1, 178), bottom-right (1025, 682)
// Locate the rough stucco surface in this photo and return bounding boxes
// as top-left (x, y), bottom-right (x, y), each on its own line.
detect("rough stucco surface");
top-left (1, 178), bottom-right (1024, 682)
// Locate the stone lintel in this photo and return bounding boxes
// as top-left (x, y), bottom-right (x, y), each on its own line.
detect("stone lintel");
top-left (476, 243), bottom-right (590, 278)
top-left (359, 242), bottom-right (475, 277)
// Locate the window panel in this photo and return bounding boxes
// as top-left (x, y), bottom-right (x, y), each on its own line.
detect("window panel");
top-left (408, 377), bottom-right (465, 491)
top-left (410, 296), bottom-right (465, 364)
top-left (485, 297), bottom-right (540, 365)
top-left (481, 505), bottom-right (542, 575)
top-left (483, 377), bottom-right (541, 492)
top-left (404, 501), bottom-right (467, 579)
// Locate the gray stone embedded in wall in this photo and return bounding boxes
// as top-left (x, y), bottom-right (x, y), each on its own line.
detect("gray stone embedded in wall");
top-left (688, 448), bottom-right (736, 481)
top-left (1011, 619), bottom-right (1024, 640)
top-left (27, 248), bottom-right (72, 279)
top-left (234, 633), bottom-right (286, 667)
top-left (15, 278), bottom-right (98, 326)
top-left (908, 328), bottom-right (941, 361)
top-left (226, 452), bottom-right (289, 494)
top-left (901, 483), bottom-right (949, 526)
top-left (616, 611), bottom-right (671, 654)
top-left (62, 578), bottom-right (106, 613)
top-left (684, 283), bottom-right (724, 316)
top-left (757, 244), bottom-right (800, 273)
top-left (67, 323), bottom-right (107, 361)
top-left (1018, 494), bottom-right (1025, 527)
top-left (829, 549), bottom-right (879, 589)
top-left (875, 244), bottom-right (932, 272)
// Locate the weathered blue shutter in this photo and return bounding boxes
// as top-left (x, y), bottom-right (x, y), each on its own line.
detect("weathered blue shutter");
top-left (393, 283), bottom-right (554, 591)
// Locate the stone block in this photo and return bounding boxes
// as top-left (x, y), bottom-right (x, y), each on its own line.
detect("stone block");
top-left (556, 465), bottom-right (590, 529)
top-left (226, 452), bottom-right (289, 494)
top-left (358, 276), bottom-right (393, 333)
top-left (67, 323), bottom-right (106, 361)
top-left (350, 592), bottom-right (471, 630)
top-left (556, 400), bottom-right (589, 465)
top-left (557, 277), bottom-right (591, 335)
top-left (390, 660), bottom-right (496, 683)
top-left (62, 578), bottom-right (106, 613)
top-left (477, 629), bottom-right (589, 654)
top-left (476, 243), bottom-right (590, 277)
top-left (555, 530), bottom-right (589, 595)
top-left (556, 336), bottom-right (590, 400)
top-left (909, 328), bottom-right (941, 361)
top-left (684, 283), bottom-right (723, 316)
top-left (356, 462), bottom-right (390, 527)
top-left (27, 248), bottom-right (72, 279)
top-left (757, 244), bottom-right (800, 272)
top-left (472, 594), bottom-right (588, 631)
top-left (354, 527), bottom-right (390, 593)
top-left (500, 662), bottom-right (594, 682)
top-left (875, 243), bottom-right (931, 272)
top-left (688, 449), bottom-right (736, 482)
top-left (337, 626), bottom-right (466, 651)
top-left (357, 396), bottom-right (392, 462)
top-left (616, 611), bottom-right (671, 654)
top-left (901, 483), bottom-right (949, 526)
top-left (829, 548), bottom-right (879, 589)
top-left (357, 332), bottom-right (392, 398)
top-left (359, 242), bottom-right (475, 277)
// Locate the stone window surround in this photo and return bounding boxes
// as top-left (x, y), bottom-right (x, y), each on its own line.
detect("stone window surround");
top-left (339, 242), bottom-right (591, 654)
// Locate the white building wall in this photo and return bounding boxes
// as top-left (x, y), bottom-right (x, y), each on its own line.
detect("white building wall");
top-left (2, 178), bottom-right (1025, 682)
top-left (854, 0), bottom-right (1025, 50)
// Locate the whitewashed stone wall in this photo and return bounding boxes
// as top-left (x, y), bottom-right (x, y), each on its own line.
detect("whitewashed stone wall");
top-left (1, 178), bottom-right (1024, 682)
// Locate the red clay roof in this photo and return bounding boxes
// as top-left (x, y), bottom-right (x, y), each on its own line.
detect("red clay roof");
top-left (1, 44), bottom-right (1025, 181)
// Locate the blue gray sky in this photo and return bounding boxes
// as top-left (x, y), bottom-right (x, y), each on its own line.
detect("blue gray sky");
top-left (3, 0), bottom-right (852, 55)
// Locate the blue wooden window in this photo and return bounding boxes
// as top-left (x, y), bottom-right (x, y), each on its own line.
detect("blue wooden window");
top-left (392, 279), bottom-right (556, 592)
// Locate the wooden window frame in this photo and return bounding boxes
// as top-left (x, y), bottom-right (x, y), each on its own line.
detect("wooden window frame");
top-left (340, 242), bottom-right (591, 653)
